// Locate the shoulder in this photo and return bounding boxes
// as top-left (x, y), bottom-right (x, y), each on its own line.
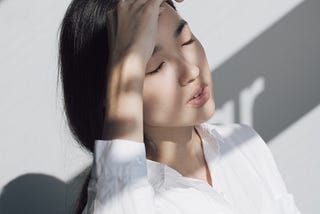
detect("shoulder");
top-left (203, 122), bottom-right (265, 146)
top-left (204, 122), bottom-right (282, 182)
top-left (203, 122), bottom-right (270, 164)
top-left (203, 123), bottom-right (299, 206)
top-left (204, 122), bottom-right (257, 134)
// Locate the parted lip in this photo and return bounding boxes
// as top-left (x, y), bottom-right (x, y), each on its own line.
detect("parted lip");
top-left (187, 82), bottom-right (208, 103)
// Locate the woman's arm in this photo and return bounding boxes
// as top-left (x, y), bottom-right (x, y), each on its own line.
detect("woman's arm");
top-left (102, 0), bottom-right (184, 142)
top-left (82, 1), bottom-right (183, 213)
top-left (102, 0), bottom-right (165, 142)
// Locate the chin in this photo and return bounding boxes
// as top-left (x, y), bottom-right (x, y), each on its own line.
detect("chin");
top-left (200, 98), bottom-right (215, 123)
top-left (188, 97), bottom-right (215, 126)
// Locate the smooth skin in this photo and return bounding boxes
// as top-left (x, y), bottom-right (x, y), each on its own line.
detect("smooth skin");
top-left (102, 0), bottom-right (215, 186)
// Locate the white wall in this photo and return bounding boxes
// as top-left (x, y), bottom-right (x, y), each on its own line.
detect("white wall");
top-left (0, 0), bottom-right (318, 213)
top-left (268, 104), bottom-right (320, 214)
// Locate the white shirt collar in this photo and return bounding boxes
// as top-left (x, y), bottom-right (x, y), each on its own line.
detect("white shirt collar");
top-left (146, 122), bottom-right (224, 190)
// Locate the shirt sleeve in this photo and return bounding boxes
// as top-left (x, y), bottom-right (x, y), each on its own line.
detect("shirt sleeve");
top-left (81, 139), bottom-right (159, 214)
top-left (239, 124), bottom-right (302, 214)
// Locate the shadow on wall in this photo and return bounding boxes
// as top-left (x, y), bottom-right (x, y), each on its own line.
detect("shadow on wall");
top-left (0, 168), bottom-right (90, 214)
top-left (211, 0), bottom-right (320, 142)
top-left (0, 174), bottom-right (67, 214)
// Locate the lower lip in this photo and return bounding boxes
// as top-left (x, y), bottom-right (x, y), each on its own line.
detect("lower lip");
top-left (187, 86), bottom-right (210, 107)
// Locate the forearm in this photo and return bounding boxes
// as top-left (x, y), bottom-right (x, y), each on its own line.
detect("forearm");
top-left (102, 54), bottom-right (146, 143)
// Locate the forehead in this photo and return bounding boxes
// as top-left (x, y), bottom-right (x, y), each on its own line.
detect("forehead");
top-left (159, 2), bottom-right (180, 22)
top-left (157, 3), bottom-right (184, 37)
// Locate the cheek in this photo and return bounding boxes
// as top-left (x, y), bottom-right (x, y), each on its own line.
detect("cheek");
top-left (142, 78), bottom-right (181, 125)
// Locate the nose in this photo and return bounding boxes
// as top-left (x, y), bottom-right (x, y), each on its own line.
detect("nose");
top-left (178, 59), bottom-right (200, 86)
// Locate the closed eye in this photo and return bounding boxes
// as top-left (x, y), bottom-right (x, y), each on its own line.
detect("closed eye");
top-left (146, 38), bottom-right (195, 75)
top-left (182, 38), bottom-right (195, 46)
top-left (147, 62), bottom-right (165, 75)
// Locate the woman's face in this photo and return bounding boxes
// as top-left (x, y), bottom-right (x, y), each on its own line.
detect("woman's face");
top-left (143, 3), bottom-right (215, 127)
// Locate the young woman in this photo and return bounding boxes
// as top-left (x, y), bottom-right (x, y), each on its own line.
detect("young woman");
top-left (58, 0), bottom-right (302, 213)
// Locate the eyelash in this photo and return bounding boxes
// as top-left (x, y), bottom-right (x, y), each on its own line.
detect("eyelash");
top-left (147, 38), bottom-right (195, 75)
top-left (182, 38), bottom-right (195, 46)
top-left (148, 62), bottom-right (165, 75)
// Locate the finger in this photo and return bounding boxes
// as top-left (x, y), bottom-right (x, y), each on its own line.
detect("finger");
top-left (142, 0), bottom-right (164, 13)
top-left (149, 0), bottom-right (166, 7)
top-left (130, 0), bottom-right (149, 11)
top-left (117, 0), bottom-right (142, 10)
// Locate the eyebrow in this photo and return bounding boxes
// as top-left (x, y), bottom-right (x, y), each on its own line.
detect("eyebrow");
top-left (152, 19), bottom-right (188, 56)
top-left (174, 19), bottom-right (188, 38)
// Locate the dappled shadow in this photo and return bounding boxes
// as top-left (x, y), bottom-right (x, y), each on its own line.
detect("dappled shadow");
top-left (211, 0), bottom-right (320, 142)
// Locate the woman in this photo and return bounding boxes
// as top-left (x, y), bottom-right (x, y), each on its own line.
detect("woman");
top-left (58, 0), bottom-right (302, 213)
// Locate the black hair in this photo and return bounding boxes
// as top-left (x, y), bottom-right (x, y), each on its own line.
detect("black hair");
top-left (57, 0), bottom-right (176, 213)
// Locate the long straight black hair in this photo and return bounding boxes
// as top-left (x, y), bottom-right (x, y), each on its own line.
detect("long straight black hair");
top-left (57, 0), bottom-right (176, 213)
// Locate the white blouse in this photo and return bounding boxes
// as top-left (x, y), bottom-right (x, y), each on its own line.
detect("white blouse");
top-left (82, 123), bottom-right (302, 214)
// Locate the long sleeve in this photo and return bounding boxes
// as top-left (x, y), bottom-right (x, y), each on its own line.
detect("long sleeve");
top-left (81, 139), bottom-right (159, 214)
top-left (240, 124), bottom-right (302, 214)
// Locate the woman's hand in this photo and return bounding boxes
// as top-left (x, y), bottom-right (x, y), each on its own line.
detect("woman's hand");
top-left (109, 0), bottom-right (166, 71)
top-left (103, 0), bottom-right (166, 141)
top-left (103, 0), bottom-right (184, 141)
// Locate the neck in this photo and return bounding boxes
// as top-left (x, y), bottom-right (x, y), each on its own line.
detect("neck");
top-left (144, 125), bottom-right (206, 176)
